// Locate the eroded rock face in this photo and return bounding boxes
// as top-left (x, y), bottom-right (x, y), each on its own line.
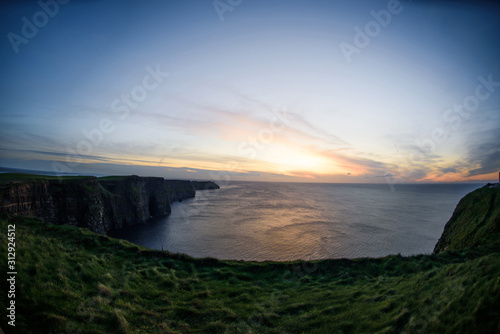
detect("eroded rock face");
top-left (0, 175), bottom-right (219, 234)
top-left (49, 177), bottom-right (105, 233)
top-left (0, 181), bottom-right (55, 221)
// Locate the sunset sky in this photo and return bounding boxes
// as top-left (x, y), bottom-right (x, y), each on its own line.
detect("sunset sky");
top-left (1, 0), bottom-right (499, 183)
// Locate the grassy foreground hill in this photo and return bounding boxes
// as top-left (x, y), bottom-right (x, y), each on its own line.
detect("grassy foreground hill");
top-left (1, 186), bottom-right (500, 333)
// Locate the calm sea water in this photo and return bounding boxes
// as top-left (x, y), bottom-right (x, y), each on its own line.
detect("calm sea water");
top-left (108, 182), bottom-right (483, 261)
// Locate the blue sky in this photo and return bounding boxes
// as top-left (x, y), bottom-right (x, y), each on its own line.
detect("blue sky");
top-left (1, 0), bottom-right (499, 182)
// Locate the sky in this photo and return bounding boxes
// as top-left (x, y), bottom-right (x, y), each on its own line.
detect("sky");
top-left (0, 0), bottom-right (499, 183)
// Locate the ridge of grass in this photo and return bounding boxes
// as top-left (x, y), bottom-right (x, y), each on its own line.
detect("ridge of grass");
top-left (0, 173), bottom-right (92, 187)
top-left (1, 215), bottom-right (499, 333)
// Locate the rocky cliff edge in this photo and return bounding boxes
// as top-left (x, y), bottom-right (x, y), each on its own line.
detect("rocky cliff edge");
top-left (0, 173), bottom-right (219, 234)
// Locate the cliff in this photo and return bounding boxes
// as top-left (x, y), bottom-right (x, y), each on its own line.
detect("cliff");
top-left (434, 185), bottom-right (500, 253)
top-left (191, 180), bottom-right (220, 190)
top-left (0, 173), bottom-right (219, 234)
top-left (1, 184), bottom-right (499, 333)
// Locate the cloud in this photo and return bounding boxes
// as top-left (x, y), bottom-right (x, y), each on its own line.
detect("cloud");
top-left (0, 147), bottom-right (168, 166)
top-left (285, 170), bottom-right (318, 179)
top-left (318, 149), bottom-right (395, 176)
top-left (466, 127), bottom-right (500, 177)
top-left (439, 167), bottom-right (458, 174)
top-left (404, 168), bottom-right (431, 181)
top-left (133, 90), bottom-right (350, 151)
top-left (376, 173), bottom-right (395, 178)
top-left (187, 102), bottom-right (348, 150)
top-left (214, 89), bottom-right (348, 144)
top-left (467, 150), bottom-right (500, 176)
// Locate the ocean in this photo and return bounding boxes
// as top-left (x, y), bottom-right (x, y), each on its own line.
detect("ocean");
top-left (108, 181), bottom-right (483, 261)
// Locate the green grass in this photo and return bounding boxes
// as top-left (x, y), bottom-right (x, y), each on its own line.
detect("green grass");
top-left (98, 176), bottom-right (132, 181)
top-left (434, 186), bottom-right (500, 253)
top-left (0, 173), bottom-right (92, 187)
top-left (1, 215), bottom-right (499, 333)
top-left (0, 173), bottom-right (143, 187)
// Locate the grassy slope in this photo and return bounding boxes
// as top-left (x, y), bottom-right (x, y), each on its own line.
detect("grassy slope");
top-left (0, 173), bottom-right (92, 188)
top-left (1, 214), bottom-right (499, 334)
top-left (434, 186), bottom-right (500, 253)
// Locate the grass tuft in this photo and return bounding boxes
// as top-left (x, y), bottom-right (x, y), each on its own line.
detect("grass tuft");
top-left (114, 309), bottom-right (129, 334)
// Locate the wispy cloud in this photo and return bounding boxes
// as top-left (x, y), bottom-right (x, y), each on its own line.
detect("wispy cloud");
top-left (466, 127), bottom-right (500, 177)
top-left (0, 147), bottom-right (166, 166)
top-left (439, 167), bottom-right (458, 174)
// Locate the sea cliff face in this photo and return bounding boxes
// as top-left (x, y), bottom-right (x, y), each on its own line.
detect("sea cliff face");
top-left (0, 174), bottom-right (219, 234)
top-left (434, 185), bottom-right (500, 253)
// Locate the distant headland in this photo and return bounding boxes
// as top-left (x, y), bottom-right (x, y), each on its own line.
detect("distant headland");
top-left (0, 173), bottom-right (219, 234)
